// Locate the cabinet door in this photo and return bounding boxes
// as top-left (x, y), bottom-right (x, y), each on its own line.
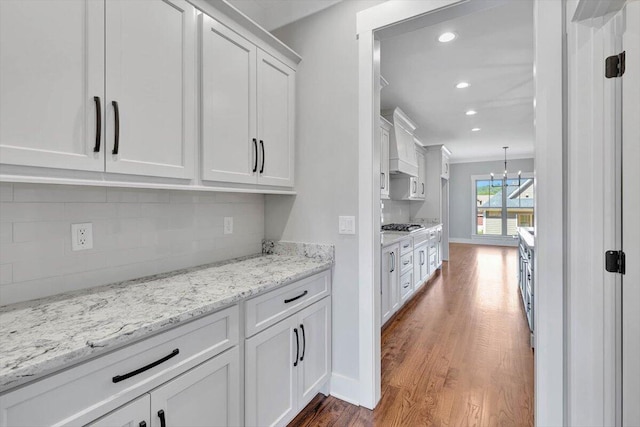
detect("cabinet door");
top-left (441, 153), bottom-right (450, 180)
top-left (417, 151), bottom-right (426, 199)
top-left (420, 247), bottom-right (429, 281)
top-left (0, 0), bottom-right (104, 171)
top-left (380, 126), bottom-right (390, 198)
top-left (201, 15), bottom-right (257, 184)
top-left (245, 316), bottom-right (298, 427)
top-left (105, 0), bottom-right (196, 179)
top-left (256, 49), bottom-right (295, 187)
top-left (87, 395), bottom-right (150, 427)
top-left (381, 245), bottom-right (399, 325)
top-left (150, 347), bottom-right (240, 427)
top-left (297, 298), bottom-right (331, 408)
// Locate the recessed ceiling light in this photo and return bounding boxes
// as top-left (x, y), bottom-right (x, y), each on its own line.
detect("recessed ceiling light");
top-left (466, 110), bottom-right (477, 116)
top-left (438, 32), bottom-right (457, 43)
top-left (471, 127), bottom-right (481, 132)
top-left (456, 82), bottom-right (470, 89)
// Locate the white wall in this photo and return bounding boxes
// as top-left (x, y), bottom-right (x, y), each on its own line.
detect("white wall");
top-left (0, 183), bottom-right (264, 305)
top-left (448, 158), bottom-right (534, 240)
top-left (266, 0), bottom-right (384, 401)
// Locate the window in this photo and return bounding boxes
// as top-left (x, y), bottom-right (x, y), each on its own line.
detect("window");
top-left (474, 175), bottom-right (534, 237)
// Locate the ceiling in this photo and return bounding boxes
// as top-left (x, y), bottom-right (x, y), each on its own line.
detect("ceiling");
top-left (226, 0), bottom-right (342, 31)
top-left (380, 1), bottom-right (534, 163)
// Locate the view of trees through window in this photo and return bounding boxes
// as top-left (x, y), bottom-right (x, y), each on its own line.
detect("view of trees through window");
top-left (475, 177), bottom-right (534, 236)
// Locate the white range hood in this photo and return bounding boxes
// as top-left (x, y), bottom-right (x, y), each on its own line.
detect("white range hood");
top-left (383, 107), bottom-right (419, 177)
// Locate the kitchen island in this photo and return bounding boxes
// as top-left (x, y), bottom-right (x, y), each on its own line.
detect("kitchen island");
top-left (518, 227), bottom-right (535, 347)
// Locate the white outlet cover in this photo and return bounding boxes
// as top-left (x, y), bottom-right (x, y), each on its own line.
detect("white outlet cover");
top-left (71, 223), bottom-right (93, 251)
top-left (224, 217), bottom-right (233, 235)
top-left (338, 216), bottom-right (356, 235)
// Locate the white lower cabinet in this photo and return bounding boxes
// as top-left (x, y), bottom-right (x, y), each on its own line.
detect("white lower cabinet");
top-left (413, 242), bottom-right (428, 290)
top-left (88, 348), bottom-right (240, 427)
top-left (382, 243), bottom-right (400, 326)
top-left (0, 271), bottom-right (332, 427)
top-left (87, 395), bottom-right (150, 427)
top-left (149, 348), bottom-right (240, 427)
top-left (245, 296), bottom-right (331, 427)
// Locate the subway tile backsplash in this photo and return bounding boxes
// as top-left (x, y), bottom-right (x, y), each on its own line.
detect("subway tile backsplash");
top-left (0, 183), bottom-right (265, 305)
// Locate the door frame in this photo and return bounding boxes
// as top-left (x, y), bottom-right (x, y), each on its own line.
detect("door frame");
top-left (356, 2), bottom-right (565, 425)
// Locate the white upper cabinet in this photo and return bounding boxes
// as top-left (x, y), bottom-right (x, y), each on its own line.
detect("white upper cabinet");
top-left (380, 117), bottom-right (392, 199)
top-left (416, 150), bottom-right (426, 199)
top-left (256, 50), bottom-right (295, 187)
top-left (105, 0), bottom-right (195, 179)
top-left (441, 146), bottom-right (451, 180)
top-left (0, 0), bottom-right (105, 171)
top-left (201, 15), bottom-right (257, 184)
top-left (1, 0), bottom-right (297, 191)
top-left (201, 22), bottom-right (295, 188)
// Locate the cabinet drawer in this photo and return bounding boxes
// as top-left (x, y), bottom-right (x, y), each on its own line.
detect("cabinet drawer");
top-left (400, 271), bottom-right (413, 300)
top-left (412, 232), bottom-right (428, 246)
top-left (245, 269), bottom-right (331, 337)
top-left (0, 306), bottom-right (239, 427)
top-left (399, 238), bottom-right (413, 255)
top-left (400, 252), bottom-right (413, 273)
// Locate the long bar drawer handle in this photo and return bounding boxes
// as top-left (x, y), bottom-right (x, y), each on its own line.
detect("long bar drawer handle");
top-left (112, 349), bottom-right (179, 383)
top-left (284, 290), bottom-right (308, 304)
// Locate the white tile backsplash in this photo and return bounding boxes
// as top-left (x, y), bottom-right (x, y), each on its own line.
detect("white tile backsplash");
top-left (0, 183), bottom-right (265, 305)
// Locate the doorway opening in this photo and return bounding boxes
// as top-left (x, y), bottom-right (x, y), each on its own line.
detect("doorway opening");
top-left (356, 1), bottom-right (564, 425)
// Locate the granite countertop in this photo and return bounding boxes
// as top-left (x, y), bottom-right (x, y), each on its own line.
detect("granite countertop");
top-left (518, 227), bottom-right (535, 249)
top-left (381, 223), bottom-right (443, 248)
top-left (0, 241), bottom-right (333, 392)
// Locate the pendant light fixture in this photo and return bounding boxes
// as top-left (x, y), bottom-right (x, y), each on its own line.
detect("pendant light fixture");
top-left (490, 146), bottom-right (521, 188)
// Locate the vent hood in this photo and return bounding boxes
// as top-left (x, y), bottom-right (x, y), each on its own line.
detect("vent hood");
top-left (382, 107), bottom-right (419, 177)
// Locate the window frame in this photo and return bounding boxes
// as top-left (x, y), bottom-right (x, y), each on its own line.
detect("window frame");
top-left (470, 173), bottom-right (535, 240)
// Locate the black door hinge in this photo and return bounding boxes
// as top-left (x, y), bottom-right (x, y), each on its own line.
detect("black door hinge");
top-left (605, 250), bottom-right (625, 274)
top-left (605, 51), bottom-right (626, 78)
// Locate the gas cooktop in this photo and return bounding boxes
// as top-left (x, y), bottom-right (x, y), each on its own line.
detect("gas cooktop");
top-left (381, 223), bottom-right (425, 233)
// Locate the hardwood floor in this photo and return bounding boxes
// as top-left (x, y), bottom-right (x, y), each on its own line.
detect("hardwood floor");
top-left (289, 243), bottom-right (534, 427)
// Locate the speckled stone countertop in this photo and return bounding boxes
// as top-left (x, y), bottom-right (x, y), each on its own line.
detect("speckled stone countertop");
top-left (381, 224), bottom-right (442, 248)
top-left (0, 242), bottom-right (333, 392)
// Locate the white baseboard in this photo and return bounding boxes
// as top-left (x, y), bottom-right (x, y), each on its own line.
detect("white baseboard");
top-left (329, 373), bottom-right (360, 406)
top-left (449, 237), bottom-right (518, 247)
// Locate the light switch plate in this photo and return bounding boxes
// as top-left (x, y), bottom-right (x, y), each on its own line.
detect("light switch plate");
top-left (339, 216), bottom-right (356, 235)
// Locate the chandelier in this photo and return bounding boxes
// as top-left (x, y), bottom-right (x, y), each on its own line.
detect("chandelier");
top-left (491, 146), bottom-right (521, 188)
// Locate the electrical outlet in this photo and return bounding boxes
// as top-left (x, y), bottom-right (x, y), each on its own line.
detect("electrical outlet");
top-left (224, 217), bottom-right (233, 235)
top-left (71, 223), bottom-right (93, 251)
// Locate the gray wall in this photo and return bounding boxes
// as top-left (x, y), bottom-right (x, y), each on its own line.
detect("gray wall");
top-left (0, 183), bottom-right (264, 305)
top-left (267, 0), bottom-right (384, 398)
top-left (449, 158), bottom-right (534, 240)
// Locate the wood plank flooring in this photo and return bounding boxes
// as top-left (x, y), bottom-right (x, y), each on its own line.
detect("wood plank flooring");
top-left (289, 243), bottom-right (534, 427)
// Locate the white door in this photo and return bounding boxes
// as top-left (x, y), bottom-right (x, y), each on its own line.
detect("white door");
top-left (298, 298), bottom-right (331, 408)
top-left (201, 14), bottom-right (257, 184)
top-left (0, 0), bottom-right (104, 171)
top-left (105, 0), bottom-right (195, 179)
top-left (245, 316), bottom-right (298, 427)
top-left (256, 49), bottom-right (295, 187)
top-left (149, 348), bottom-right (241, 427)
top-left (622, 2), bottom-right (640, 424)
top-left (87, 395), bottom-right (150, 427)
top-left (381, 244), bottom-right (398, 325)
